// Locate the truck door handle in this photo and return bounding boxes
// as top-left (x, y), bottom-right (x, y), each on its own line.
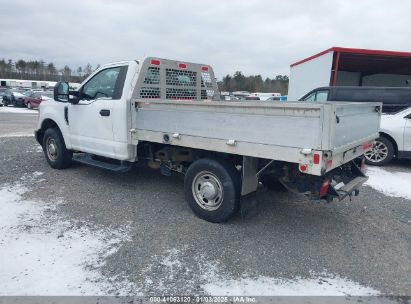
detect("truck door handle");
top-left (99, 109), bottom-right (110, 116)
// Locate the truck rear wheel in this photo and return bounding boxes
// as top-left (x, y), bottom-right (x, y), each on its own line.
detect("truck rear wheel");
top-left (184, 158), bottom-right (239, 223)
top-left (364, 136), bottom-right (394, 166)
top-left (42, 128), bottom-right (72, 169)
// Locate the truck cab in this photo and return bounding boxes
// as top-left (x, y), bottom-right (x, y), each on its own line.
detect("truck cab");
top-left (39, 61), bottom-right (137, 160)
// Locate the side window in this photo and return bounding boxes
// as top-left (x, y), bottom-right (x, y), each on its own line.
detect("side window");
top-left (315, 90), bottom-right (329, 102)
top-left (303, 92), bottom-right (317, 101)
top-left (82, 67), bottom-right (121, 100)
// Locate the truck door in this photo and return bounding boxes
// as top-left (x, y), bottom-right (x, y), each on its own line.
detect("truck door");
top-left (404, 110), bottom-right (411, 152)
top-left (68, 66), bottom-right (125, 158)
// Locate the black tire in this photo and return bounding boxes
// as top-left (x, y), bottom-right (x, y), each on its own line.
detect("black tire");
top-left (364, 136), bottom-right (394, 166)
top-left (184, 158), bottom-right (240, 223)
top-left (42, 128), bottom-right (72, 169)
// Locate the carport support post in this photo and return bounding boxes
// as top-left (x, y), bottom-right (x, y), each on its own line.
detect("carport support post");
top-left (331, 51), bottom-right (341, 86)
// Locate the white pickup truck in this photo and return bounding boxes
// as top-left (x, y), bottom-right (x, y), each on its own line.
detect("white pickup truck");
top-left (35, 57), bottom-right (381, 222)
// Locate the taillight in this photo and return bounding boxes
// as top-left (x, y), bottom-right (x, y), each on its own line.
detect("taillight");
top-left (201, 66), bottom-right (209, 71)
top-left (313, 153), bottom-right (320, 165)
top-left (178, 63), bottom-right (187, 69)
top-left (150, 59), bottom-right (160, 65)
top-left (319, 179), bottom-right (330, 197)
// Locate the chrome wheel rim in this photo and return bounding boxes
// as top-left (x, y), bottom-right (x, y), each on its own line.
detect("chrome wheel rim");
top-left (364, 140), bottom-right (388, 163)
top-left (46, 137), bottom-right (58, 161)
top-left (192, 171), bottom-right (224, 211)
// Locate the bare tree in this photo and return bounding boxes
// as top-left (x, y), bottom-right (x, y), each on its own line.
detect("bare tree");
top-left (15, 59), bottom-right (26, 79)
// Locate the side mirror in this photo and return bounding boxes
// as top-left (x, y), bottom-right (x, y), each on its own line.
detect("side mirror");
top-left (54, 82), bottom-right (79, 104)
top-left (54, 82), bottom-right (69, 102)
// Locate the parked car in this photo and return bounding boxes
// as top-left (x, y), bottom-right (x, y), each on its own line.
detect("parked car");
top-left (3, 89), bottom-right (26, 107)
top-left (364, 107), bottom-right (411, 165)
top-left (249, 92), bottom-right (281, 101)
top-left (245, 96), bottom-right (260, 101)
top-left (299, 86), bottom-right (411, 114)
top-left (24, 91), bottom-right (53, 109)
top-left (266, 96), bottom-right (281, 101)
top-left (0, 88), bottom-right (6, 106)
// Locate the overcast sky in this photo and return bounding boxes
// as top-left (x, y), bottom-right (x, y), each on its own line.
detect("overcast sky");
top-left (0, 0), bottom-right (410, 79)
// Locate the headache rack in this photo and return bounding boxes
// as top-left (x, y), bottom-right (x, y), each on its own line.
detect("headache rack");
top-left (132, 57), bottom-right (220, 101)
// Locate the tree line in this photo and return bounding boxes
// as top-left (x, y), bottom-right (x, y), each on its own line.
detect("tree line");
top-left (218, 71), bottom-right (289, 95)
top-left (0, 58), bottom-right (290, 94)
top-left (0, 59), bottom-right (100, 83)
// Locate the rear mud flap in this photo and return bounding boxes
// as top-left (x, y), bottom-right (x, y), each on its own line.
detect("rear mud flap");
top-left (240, 192), bottom-right (258, 219)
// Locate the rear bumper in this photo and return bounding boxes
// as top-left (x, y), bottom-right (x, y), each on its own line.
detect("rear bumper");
top-left (322, 159), bottom-right (368, 201)
top-left (329, 176), bottom-right (368, 201)
top-left (279, 158), bottom-right (368, 202)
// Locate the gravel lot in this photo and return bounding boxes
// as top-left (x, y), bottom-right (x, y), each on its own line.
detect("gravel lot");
top-left (0, 110), bottom-right (410, 296)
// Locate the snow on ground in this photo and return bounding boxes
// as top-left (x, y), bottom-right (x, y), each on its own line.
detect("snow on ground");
top-left (0, 132), bottom-right (34, 138)
top-left (0, 106), bottom-right (38, 114)
top-left (0, 170), bottom-right (385, 296)
top-left (366, 166), bottom-right (411, 200)
top-left (25, 145), bottom-right (43, 153)
top-left (0, 173), bottom-right (135, 295)
top-left (147, 248), bottom-right (379, 296)
top-left (202, 273), bottom-right (379, 296)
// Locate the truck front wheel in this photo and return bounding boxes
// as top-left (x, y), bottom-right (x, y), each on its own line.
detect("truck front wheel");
top-left (42, 128), bottom-right (72, 169)
top-left (184, 158), bottom-right (240, 223)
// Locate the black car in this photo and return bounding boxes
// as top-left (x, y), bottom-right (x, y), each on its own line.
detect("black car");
top-left (0, 88), bottom-right (7, 106)
top-left (245, 96), bottom-right (260, 101)
top-left (299, 86), bottom-right (411, 113)
top-left (3, 89), bottom-right (26, 107)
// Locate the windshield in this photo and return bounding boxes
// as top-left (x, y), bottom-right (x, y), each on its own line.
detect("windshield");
top-left (382, 105), bottom-right (411, 115)
top-left (388, 106), bottom-right (411, 116)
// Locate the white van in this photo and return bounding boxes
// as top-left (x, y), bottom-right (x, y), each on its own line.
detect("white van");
top-left (249, 92), bottom-right (281, 101)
